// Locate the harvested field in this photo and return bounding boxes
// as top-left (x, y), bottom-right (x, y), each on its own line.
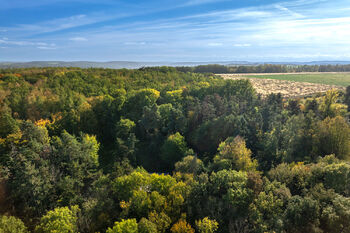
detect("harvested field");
top-left (219, 74), bottom-right (346, 98)
top-left (219, 72), bottom-right (350, 87)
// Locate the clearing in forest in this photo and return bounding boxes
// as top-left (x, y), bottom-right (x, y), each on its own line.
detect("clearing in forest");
top-left (219, 72), bottom-right (350, 87)
top-left (219, 73), bottom-right (346, 98)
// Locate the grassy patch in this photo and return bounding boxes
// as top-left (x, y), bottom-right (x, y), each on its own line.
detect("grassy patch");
top-left (246, 73), bottom-right (350, 87)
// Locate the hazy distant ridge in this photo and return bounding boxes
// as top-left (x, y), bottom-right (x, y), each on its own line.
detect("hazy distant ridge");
top-left (1, 61), bottom-right (350, 69)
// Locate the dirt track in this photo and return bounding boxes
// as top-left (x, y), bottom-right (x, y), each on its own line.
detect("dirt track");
top-left (219, 74), bottom-right (346, 98)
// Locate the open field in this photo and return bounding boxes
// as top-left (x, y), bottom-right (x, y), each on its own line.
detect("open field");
top-left (219, 74), bottom-right (346, 98)
top-left (220, 72), bottom-right (350, 87)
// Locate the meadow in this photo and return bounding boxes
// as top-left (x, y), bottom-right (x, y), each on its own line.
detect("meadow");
top-left (245, 72), bottom-right (350, 87)
top-left (219, 73), bottom-right (346, 98)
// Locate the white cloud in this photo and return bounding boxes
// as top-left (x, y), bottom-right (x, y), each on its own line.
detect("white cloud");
top-left (274, 4), bottom-right (304, 18)
top-left (0, 39), bottom-right (57, 50)
top-left (2, 0), bottom-right (350, 61)
top-left (0, 39), bottom-right (30, 46)
top-left (234, 44), bottom-right (251, 47)
top-left (124, 42), bottom-right (146, 45)
top-left (59, 0), bottom-right (350, 51)
top-left (37, 46), bottom-right (56, 50)
top-left (69, 37), bottom-right (88, 41)
top-left (2, 13), bottom-right (120, 38)
top-left (2, 0), bottom-right (123, 10)
top-left (0, 39), bottom-right (48, 46)
top-left (178, 8), bottom-right (272, 22)
top-left (183, 0), bottom-right (228, 6)
top-left (208, 42), bottom-right (223, 46)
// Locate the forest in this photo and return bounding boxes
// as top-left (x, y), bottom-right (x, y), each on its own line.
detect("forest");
top-left (0, 67), bottom-right (350, 233)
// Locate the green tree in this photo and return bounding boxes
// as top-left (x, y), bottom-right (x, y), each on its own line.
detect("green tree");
top-left (249, 190), bottom-right (285, 232)
top-left (4, 122), bottom-right (54, 220)
top-left (164, 90), bottom-right (183, 105)
top-left (174, 155), bottom-right (204, 174)
top-left (268, 162), bottom-right (311, 196)
top-left (115, 118), bottom-right (138, 163)
top-left (35, 206), bottom-right (79, 233)
top-left (148, 212), bottom-right (171, 233)
top-left (158, 104), bottom-right (187, 135)
top-left (138, 218), bottom-right (158, 233)
top-left (319, 89), bottom-right (347, 118)
top-left (212, 136), bottom-right (258, 172)
top-left (321, 194), bottom-right (350, 233)
top-left (345, 86), bottom-right (350, 111)
top-left (0, 106), bottom-right (18, 138)
top-left (312, 116), bottom-right (350, 160)
top-left (188, 170), bottom-right (253, 233)
top-left (195, 217), bottom-right (219, 233)
top-left (106, 219), bottom-right (138, 233)
top-left (113, 170), bottom-right (187, 223)
top-left (284, 196), bottom-right (320, 233)
top-left (92, 94), bottom-right (124, 144)
top-left (0, 215), bottom-right (28, 233)
top-left (312, 156), bottom-right (350, 196)
top-left (160, 132), bottom-right (190, 170)
top-left (51, 131), bottom-right (100, 206)
top-left (125, 89), bottom-right (160, 121)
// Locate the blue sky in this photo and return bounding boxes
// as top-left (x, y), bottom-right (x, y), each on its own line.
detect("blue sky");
top-left (1, 0), bottom-right (350, 62)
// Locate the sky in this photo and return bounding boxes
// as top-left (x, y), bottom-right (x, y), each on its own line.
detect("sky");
top-left (1, 0), bottom-right (350, 62)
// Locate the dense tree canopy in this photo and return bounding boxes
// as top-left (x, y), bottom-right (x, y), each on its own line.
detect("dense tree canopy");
top-left (0, 67), bottom-right (349, 232)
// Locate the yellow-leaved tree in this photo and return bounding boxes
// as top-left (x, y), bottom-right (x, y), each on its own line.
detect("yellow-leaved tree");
top-left (195, 217), bottom-right (219, 233)
top-left (35, 206), bottom-right (79, 233)
top-left (212, 136), bottom-right (258, 172)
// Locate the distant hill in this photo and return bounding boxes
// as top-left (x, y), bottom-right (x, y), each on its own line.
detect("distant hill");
top-left (0, 61), bottom-right (253, 69)
top-left (0, 61), bottom-right (158, 69)
top-left (1, 60), bottom-right (350, 69)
